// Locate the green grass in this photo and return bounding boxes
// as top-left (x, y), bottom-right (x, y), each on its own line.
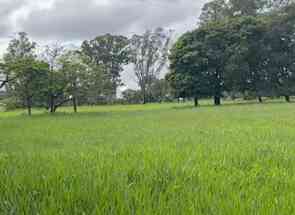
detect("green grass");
top-left (1, 101), bottom-right (295, 214)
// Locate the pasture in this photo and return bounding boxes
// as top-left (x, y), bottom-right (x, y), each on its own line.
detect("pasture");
top-left (1, 101), bottom-right (295, 214)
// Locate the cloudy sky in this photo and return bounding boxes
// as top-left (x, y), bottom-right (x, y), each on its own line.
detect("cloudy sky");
top-left (0, 0), bottom-right (208, 89)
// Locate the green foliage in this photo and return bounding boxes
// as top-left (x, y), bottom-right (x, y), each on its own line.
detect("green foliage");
top-left (81, 34), bottom-right (129, 101)
top-left (2, 32), bottom-right (49, 115)
top-left (169, 2), bottom-right (295, 105)
top-left (122, 89), bottom-right (142, 104)
top-left (0, 96), bottom-right (22, 111)
top-left (128, 28), bottom-right (173, 104)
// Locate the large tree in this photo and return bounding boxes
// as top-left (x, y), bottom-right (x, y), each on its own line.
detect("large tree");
top-left (128, 28), bottom-right (172, 104)
top-left (81, 34), bottom-right (129, 101)
top-left (168, 31), bottom-right (211, 106)
top-left (226, 16), bottom-right (269, 102)
top-left (199, 0), bottom-right (230, 24)
top-left (3, 32), bottom-right (49, 115)
top-left (264, 3), bottom-right (295, 102)
top-left (199, 0), bottom-right (273, 25)
top-left (1, 32), bottom-right (36, 90)
top-left (58, 50), bottom-right (89, 112)
top-left (168, 16), bottom-right (270, 105)
top-left (41, 43), bottom-right (72, 113)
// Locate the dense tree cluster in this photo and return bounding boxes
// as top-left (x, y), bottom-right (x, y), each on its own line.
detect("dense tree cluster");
top-left (0, 29), bottom-right (172, 115)
top-left (167, 0), bottom-right (295, 106)
top-left (1, 0), bottom-right (295, 114)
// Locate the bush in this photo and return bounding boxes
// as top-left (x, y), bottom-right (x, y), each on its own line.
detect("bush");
top-left (0, 97), bottom-right (23, 111)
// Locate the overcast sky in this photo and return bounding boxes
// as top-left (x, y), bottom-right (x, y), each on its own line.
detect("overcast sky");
top-left (0, 0), bottom-right (208, 89)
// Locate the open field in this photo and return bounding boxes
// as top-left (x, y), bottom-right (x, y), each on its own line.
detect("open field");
top-left (1, 101), bottom-right (295, 214)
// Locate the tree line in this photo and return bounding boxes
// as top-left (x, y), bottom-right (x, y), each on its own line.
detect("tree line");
top-left (167, 0), bottom-right (295, 106)
top-left (0, 28), bottom-right (172, 115)
top-left (1, 0), bottom-right (295, 115)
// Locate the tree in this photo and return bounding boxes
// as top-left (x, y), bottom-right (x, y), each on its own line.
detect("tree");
top-left (2, 32), bottom-right (48, 115)
top-left (264, 2), bottom-right (295, 102)
top-left (128, 28), bottom-right (173, 104)
top-left (6, 59), bottom-right (49, 115)
top-left (169, 16), bottom-right (270, 106)
top-left (168, 31), bottom-right (211, 106)
top-left (225, 16), bottom-right (269, 102)
top-left (199, 0), bottom-right (230, 24)
top-left (41, 43), bottom-right (71, 113)
top-left (122, 89), bottom-right (142, 104)
top-left (58, 50), bottom-right (89, 112)
top-left (150, 78), bottom-right (171, 103)
top-left (229, 0), bottom-right (268, 16)
top-left (199, 0), bottom-right (272, 25)
top-left (1, 32), bottom-right (37, 90)
top-left (269, 0), bottom-right (295, 9)
top-left (81, 34), bottom-right (129, 102)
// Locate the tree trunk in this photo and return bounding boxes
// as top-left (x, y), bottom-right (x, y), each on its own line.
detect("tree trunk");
top-left (27, 96), bottom-right (32, 116)
top-left (73, 96), bottom-right (77, 113)
top-left (194, 97), bottom-right (199, 107)
top-left (285, 95), bottom-right (291, 103)
top-left (214, 96), bottom-right (221, 106)
top-left (73, 82), bottom-right (78, 113)
top-left (50, 95), bottom-right (55, 113)
top-left (214, 68), bottom-right (222, 106)
top-left (258, 96), bottom-right (263, 103)
top-left (142, 88), bottom-right (147, 104)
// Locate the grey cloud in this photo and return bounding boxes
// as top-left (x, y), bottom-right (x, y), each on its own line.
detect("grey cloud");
top-left (18, 0), bottom-right (207, 40)
top-left (0, 0), bottom-right (208, 89)
top-left (0, 0), bottom-right (24, 36)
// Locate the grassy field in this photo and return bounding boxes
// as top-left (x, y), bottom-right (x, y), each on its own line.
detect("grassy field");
top-left (1, 101), bottom-right (295, 214)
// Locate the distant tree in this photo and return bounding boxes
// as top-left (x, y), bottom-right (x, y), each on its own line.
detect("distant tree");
top-left (228, 0), bottom-right (268, 16)
top-left (225, 16), bottom-right (269, 103)
top-left (73, 50), bottom-right (112, 105)
top-left (1, 32), bottom-right (36, 91)
top-left (264, 3), bottom-right (295, 102)
top-left (199, 0), bottom-right (273, 25)
top-left (81, 34), bottom-right (129, 102)
top-left (169, 16), bottom-right (271, 105)
top-left (128, 28), bottom-right (173, 104)
top-left (122, 89), bottom-right (142, 104)
top-left (3, 32), bottom-right (49, 115)
top-left (58, 50), bottom-right (89, 112)
top-left (150, 78), bottom-right (171, 103)
top-left (6, 59), bottom-right (49, 115)
top-left (167, 31), bottom-right (211, 106)
top-left (41, 43), bottom-right (70, 113)
top-left (269, 0), bottom-right (295, 9)
top-left (199, 0), bottom-right (230, 24)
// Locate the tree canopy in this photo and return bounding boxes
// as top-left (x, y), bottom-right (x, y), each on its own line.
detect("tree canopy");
top-left (167, 2), bottom-right (295, 105)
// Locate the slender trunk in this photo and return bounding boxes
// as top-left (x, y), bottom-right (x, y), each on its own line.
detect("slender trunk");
top-left (285, 95), bottom-right (291, 103)
top-left (214, 67), bottom-right (222, 106)
top-left (142, 86), bottom-right (147, 104)
top-left (50, 95), bottom-right (55, 113)
top-left (143, 95), bottom-right (147, 104)
top-left (194, 97), bottom-right (199, 107)
top-left (73, 82), bottom-right (78, 113)
top-left (258, 96), bottom-right (263, 103)
top-left (73, 96), bottom-right (77, 113)
top-left (214, 96), bottom-right (221, 106)
top-left (27, 96), bottom-right (32, 116)
top-left (49, 67), bottom-right (55, 113)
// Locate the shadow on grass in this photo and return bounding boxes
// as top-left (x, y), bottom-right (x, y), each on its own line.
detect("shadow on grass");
top-left (172, 99), bottom-right (294, 110)
top-left (2, 99), bottom-right (294, 119)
